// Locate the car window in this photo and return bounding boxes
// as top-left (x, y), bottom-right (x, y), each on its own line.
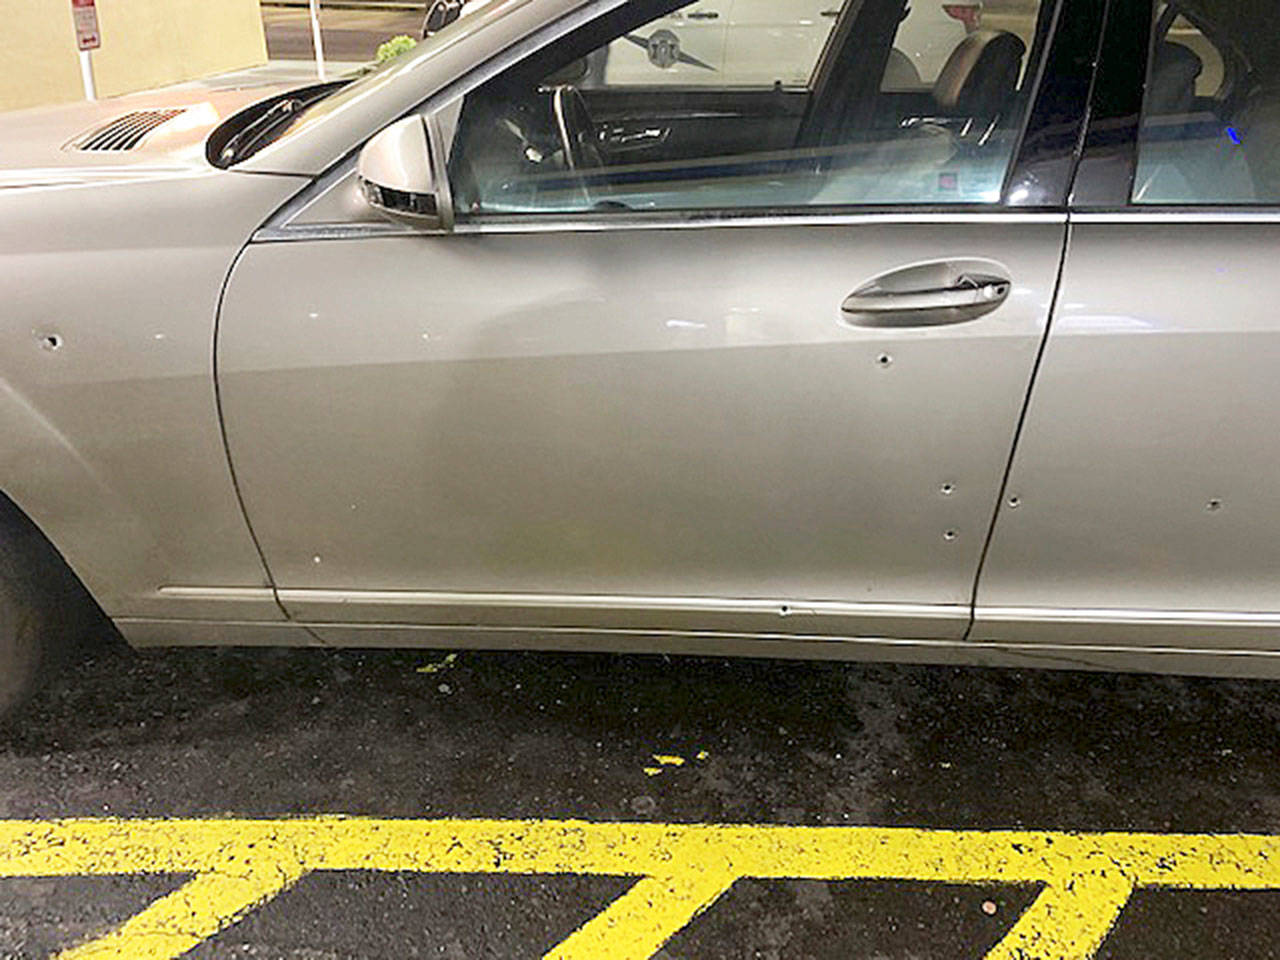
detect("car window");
top-left (882, 1), bottom-right (986, 92)
top-left (1167, 13), bottom-right (1223, 96)
top-left (1131, 1), bottom-right (1280, 204)
top-left (594, 0), bottom-right (839, 89)
top-left (446, 0), bottom-right (1048, 217)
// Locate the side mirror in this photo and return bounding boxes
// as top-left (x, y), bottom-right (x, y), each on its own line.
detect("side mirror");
top-left (357, 115), bottom-right (450, 229)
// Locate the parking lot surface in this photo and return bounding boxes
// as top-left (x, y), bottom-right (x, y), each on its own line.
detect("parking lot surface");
top-left (263, 6), bottom-right (424, 61)
top-left (5, 640), bottom-right (1280, 958)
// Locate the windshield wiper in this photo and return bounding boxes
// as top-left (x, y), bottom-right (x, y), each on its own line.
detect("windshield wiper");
top-left (218, 96), bottom-right (304, 165)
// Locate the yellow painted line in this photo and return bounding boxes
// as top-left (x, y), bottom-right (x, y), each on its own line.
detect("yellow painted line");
top-left (545, 871), bottom-right (737, 960)
top-left (1, 818), bottom-right (1278, 959)
top-left (57, 866), bottom-right (305, 960)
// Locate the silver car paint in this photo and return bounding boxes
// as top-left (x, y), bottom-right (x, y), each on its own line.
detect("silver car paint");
top-left (975, 214), bottom-right (1280, 649)
top-left (0, 81), bottom-right (302, 172)
top-left (217, 216), bottom-right (1065, 639)
top-left (0, 80), bottom-right (308, 620)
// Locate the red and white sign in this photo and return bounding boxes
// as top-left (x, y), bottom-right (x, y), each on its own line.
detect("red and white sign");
top-left (71, 0), bottom-right (101, 51)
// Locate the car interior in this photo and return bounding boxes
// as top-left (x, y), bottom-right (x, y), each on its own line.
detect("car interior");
top-left (1134, 0), bottom-right (1280, 203)
top-left (447, 0), bottom-right (1052, 215)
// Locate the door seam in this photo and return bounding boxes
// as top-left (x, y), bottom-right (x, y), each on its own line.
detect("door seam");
top-left (962, 217), bottom-right (1074, 640)
top-left (212, 239), bottom-right (296, 626)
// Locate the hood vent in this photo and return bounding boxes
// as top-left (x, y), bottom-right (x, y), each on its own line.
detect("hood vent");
top-left (71, 109), bottom-right (186, 151)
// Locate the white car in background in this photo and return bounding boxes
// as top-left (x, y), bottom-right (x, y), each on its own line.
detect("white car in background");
top-left (595, 0), bottom-right (982, 88)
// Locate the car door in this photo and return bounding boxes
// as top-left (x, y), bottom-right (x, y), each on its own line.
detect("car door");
top-left (217, 0), bottom-right (1071, 645)
top-left (973, 0), bottom-right (1280, 653)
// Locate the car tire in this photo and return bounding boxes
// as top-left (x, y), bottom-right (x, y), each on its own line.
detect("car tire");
top-left (0, 497), bottom-right (102, 723)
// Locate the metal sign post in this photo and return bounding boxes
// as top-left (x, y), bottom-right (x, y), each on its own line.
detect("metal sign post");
top-left (70, 0), bottom-right (100, 100)
top-left (308, 0), bottom-right (327, 81)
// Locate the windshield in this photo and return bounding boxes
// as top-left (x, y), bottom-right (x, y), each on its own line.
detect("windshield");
top-left (210, 0), bottom-right (504, 167)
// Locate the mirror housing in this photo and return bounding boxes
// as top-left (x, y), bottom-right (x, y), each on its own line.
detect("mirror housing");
top-left (357, 115), bottom-right (449, 229)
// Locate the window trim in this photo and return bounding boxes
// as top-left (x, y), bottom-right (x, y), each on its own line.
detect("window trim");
top-left (1002, 0), bottom-right (1103, 206)
top-left (1068, 0), bottom-right (1149, 207)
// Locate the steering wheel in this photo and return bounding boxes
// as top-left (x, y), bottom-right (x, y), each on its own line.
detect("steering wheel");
top-left (549, 85), bottom-right (604, 203)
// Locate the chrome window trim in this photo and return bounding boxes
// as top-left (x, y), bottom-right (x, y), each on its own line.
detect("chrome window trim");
top-left (253, 221), bottom-right (412, 242)
top-left (452, 210), bottom-right (1068, 233)
top-left (1072, 210), bottom-right (1280, 224)
top-left (254, 209), bottom-right (1067, 242)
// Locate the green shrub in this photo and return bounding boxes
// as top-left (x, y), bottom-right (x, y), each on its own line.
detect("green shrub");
top-left (375, 35), bottom-right (418, 63)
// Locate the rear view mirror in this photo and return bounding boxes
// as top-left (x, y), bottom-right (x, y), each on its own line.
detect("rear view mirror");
top-left (356, 116), bottom-right (448, 229)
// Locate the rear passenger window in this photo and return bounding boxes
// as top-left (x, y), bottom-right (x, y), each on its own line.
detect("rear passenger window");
top-left (1132, 2), bottom-right (1278, 203)
top-left (447, 0), bottom-right (1049, 217)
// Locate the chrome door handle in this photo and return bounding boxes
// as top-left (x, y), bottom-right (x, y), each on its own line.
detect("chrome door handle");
top-left (841, 262), bottom-right (1012, 328)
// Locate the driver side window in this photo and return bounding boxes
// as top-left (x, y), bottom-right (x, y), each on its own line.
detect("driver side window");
top-left (446, 0), bottom-right (1046, 218)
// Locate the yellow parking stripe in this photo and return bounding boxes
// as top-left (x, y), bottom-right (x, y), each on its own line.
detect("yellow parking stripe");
top-left (984, 872), bottom-right (1135, 960)
top-left (57, 866), bottom-right (306, 960)
top-left (545, 871), bottom-right (737, 960)
top-left (3, 818), bottom-right (1280, 959)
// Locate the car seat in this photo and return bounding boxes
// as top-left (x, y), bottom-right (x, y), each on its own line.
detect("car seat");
top-left (930, 29), bottom-right (1028, 124)
top-left (1145, 41), bottom-right (1203, 117)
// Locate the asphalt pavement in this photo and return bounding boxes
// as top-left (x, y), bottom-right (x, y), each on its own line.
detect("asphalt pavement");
top-left (263, 5), bottom-right (425, 62)
top-left (4, 637), bottom-right (1280, 958)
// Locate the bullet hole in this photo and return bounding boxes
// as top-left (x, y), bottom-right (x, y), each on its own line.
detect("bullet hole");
top-left (943, 529), bottom-right (958, 541)
top-left (1206, 499), bottom-right (1223, 512)
top-left (779, 604), bottom-right (791, 616)
top-left (876, 353), bottom-right (893, 368)
top-left (1007, 496), bottom-right (1021, 509)
top-left (940, 483), bottom-right (955, 496)
top-left (39, 333), bottom-right (63, 352)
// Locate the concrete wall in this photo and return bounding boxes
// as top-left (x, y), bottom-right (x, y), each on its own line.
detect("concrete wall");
top-left (0, 0), bottom-right (85, 111)
top-left (0, 0), bottom-right (267, 111)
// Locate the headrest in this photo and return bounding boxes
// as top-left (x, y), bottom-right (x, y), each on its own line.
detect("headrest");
top-left (932, 30), bottom-right (1027, 114)
top-left (1146, 41), bottom-right (1203, 116)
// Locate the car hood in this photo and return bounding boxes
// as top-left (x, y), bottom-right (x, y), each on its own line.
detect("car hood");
top-left (0, 80), bottom-right (311, 187)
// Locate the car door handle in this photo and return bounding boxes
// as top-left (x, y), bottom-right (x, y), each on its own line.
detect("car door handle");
top-left (820, 8), bottom-right (841, 16)
top-left (841, 262), bottom-right (1012, 328)
top-left (685, 10), bottom-right (720, 18)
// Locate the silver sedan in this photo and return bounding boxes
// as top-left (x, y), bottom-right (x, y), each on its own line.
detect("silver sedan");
top-left (0, 0), bottom-right (1275, 717)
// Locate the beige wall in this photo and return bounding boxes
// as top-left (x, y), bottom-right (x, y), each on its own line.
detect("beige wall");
top-left (0, 0), bottom-right (267, 111)
top-left (0, 0), bottom-right (84, 111)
